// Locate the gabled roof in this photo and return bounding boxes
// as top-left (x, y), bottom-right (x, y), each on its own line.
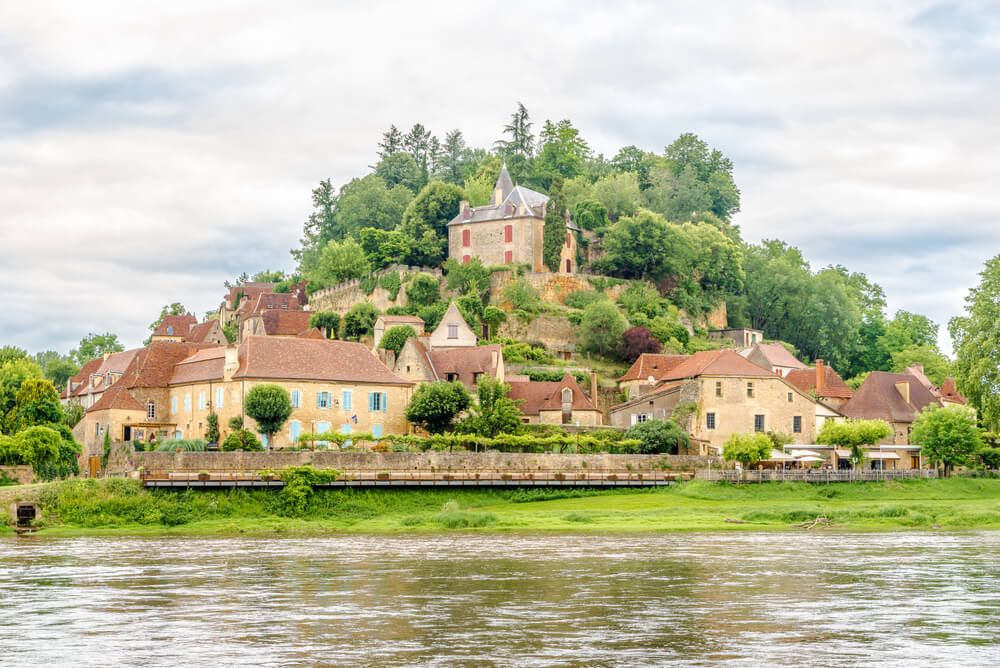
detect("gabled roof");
top-left (618, 354), bottom-right (690, 382)
top-left (169, 347), bottom-right (226, 385)
top-left (939, 378), bottom-right (968, 404)
top-left (659, 350), bottom-right (775, 380)
top-left (246, 292), bottom-right (302, 315)
top-left (89, 380), bottom-right (145, 412)
top-left (258, 310), bottom-right (313, 336)
top-left (785, 366), bottom-right (854, 399)
top-left (68, 349), bottom-right (142, 399)
top-left (132, 342), bottom-right (212, 388)
top-left (377, 315), bottom-right (425, 326)
top-left (447, 168), bottom-right (551, 226)
top-left (234, 336), bottom-right (411, 385)
top-left (840, 371), bottom-right (942, 424)
top-left (297, 327), bottom-right (326, 339)
top-left (226, 282), bottom-right (276, 308)
top-left (186, 320), bottom-right (221, 343)
top-left (746, 343), bottom-right (808, 370)
top-left (426, 344), bottom-right (502, 390)
top-left (153, 314), bottom-right (197, 337)
top-left (507, 374), bottom-right (599, 416)
top-left (431, 301), bottom-right (477, 345)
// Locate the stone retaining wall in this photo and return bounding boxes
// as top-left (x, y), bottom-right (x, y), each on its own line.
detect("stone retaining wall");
top-left (0, 466), bottom-right (34, 486)
top-left (134, 451), bottom-right (723, 474)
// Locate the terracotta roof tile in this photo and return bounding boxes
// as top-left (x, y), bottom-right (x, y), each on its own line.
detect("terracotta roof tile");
top-left (660, 350), bottom-right (775, 380)
top-left (234, 336), bottom-right (411, 385)
top-left (153, 314), bottom-right (197, 337)
top-left (939, 378), bottom-right (968, 404)
top-left (297, 327), bottom-right (326, 339)
top-left (169, 347), bottom-right (226, 385)
top-left (426, 344), bottom-right (502, 390)
top-left (185, 321), bottom-right (223, 343)
top-left (507, 374), bottom-right (598, 416)
top-left (379, 315), bottom-right (425, 325)
top-left (749, 343), bottom-right (809, 370)
top-left (785, 366), bottom-right (854, 399)
top-left (248, 292), bottom-right (302, 315)
top-left (840, 371), bottom-right (941, 423)
top-left (618, 354), bottom-right (691, 382)
top-left (260, 310), bottom-right (313, 336)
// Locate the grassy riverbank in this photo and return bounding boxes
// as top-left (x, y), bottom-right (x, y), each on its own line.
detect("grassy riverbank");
top-left (5, 477), bottom-right (1000, 536)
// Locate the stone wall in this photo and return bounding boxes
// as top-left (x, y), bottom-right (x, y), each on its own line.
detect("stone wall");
top-left (0, 466), bottom-right (34, 486)
top-left (496, 314), bottom-right (577, 351)
top-left (134, 451), bottom-right (723, 474)
top-left (489, 270), bottom-right (630, 305)
top-left (308, 265), bottom-right (445, 315)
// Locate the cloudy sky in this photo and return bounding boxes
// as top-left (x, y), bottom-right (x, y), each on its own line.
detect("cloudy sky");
top-left (1, 1), bottom-right (996, 355)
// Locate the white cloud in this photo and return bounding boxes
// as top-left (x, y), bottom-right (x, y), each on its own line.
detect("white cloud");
top-left (0, 0), bottom-right (996, 357)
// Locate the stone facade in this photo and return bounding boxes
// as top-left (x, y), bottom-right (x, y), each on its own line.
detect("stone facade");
top-left (0, 466), bottom-right (34, 485)
top-left (449, 215), bottom-right (545, 271)
top-left (308, 266), bottom-right (445, 315)
top-left (428, 302), bottom-right (478, 350)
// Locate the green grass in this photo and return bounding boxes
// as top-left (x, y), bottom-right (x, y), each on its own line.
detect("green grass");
top-left (10, 477), bottom-right (1000, 536)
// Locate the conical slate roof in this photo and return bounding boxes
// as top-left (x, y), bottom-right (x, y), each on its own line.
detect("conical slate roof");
top-left (495, 164), bottom-right (514, 200)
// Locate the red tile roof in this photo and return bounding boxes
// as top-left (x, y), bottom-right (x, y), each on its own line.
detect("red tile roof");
top-left (660, 350), bottom-right (775, 380)
top-left (379, 315), bottom-right (425, 325)
top-left (749, 343), bottom-right (809, 370)
top-left (169, 347), bottom-right (226, 385)
top-left (840, 371), bottom-right (942, 423)
top-left (618, 354), bottom-right (690, 382)
top-left (507, 374), bottom-right (599, 416)
top-left (247, 292), bottom-right (302, 316)
top-left (259, 310), bottom-right (313, 336)
top-left (785, 366), bottom-right (854, 399)
top-left (185, 320), bottom-right (223, 343)
top-left (939, 378), bottom-right (968, 404)
top-left (426, 344), bottom-right (502, 390)
top-left (234, 336), bottom-right (411, 385)
top-left (153, 314), bottom-right (197, 337)
top-left (297, 327), bottom-right (326, 339)
top-left (226, 283), bottom-right (276, 308)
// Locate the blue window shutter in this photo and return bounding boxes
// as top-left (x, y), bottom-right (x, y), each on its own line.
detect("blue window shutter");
top-left (382, 392), bottom-right (388, 412)
top-left (317, 392), bottom-right (321, 408)
top-left (368, 392), bottom-right (374, 411)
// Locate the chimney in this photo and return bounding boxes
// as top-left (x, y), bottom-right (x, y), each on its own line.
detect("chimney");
top-left (491, 349), bottom-right (498, 369)
top-left (895, 381), bottom-right (910, 405)
top-left (815, 359), bottom-right (825, 393)
top-left (103, 350), bottom-right (112, 361)
top-left (385, 350), bottom-right (396, 369)
top-left (590, 371), bottom-right (599, 403)
top-left (320, 326), bottom-right (328, 339)
top-left (223, 345), bottom-right (239, 381)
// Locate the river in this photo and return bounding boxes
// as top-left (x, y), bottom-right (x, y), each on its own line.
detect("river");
top-left (0, 532), bottom-right (997, 666)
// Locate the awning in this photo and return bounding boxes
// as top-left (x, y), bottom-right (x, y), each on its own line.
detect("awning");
top-left (867, 452), bottom-right (900, 460)
top-left (796, 456), bottom-right (826, 463)
top-left (835, 449), bottom-right (851, 457)
top-left (767, 449), bottom-right (797, 461)
top-left (789, 449), bottom-right (823, 458)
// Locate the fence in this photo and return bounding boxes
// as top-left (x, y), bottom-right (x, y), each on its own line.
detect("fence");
top-left (696, 469), bottom-right (939, 483)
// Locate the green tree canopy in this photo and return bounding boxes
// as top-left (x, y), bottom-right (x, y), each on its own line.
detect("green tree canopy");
top-left (6, 378), bottom-right (61, 434)
top-left (404, 381), bottom-right (472, 434)
top-left (949, 254), bottom-right (1000, 430)
top-left (379, 325), bottom-right (417, 355)
top-left (308, 312), bottom-right (340, 339)
top-left (375, 152), bottom-right (425, 192)
top-left (543, 176), bottom-right (568, 272)
top-left (358, 227), bottom-right (408, 270)
top-left (307, 237), bottom-right (371, 289)
top-left (890, 345), bottom-right (952, 386)
top-left (579, 301), bottom-right (628, 358)
top-left (342, 302), bottom-right (379, 340)
top-left (444, 257), bottom-right (490, 296)
top-left (399, 181), bottom-right (465, 266)
top-left (625, 419), bottom-right (689, 454)
top-left (722, 433), bottom-right (772, 467)
top-left (459, 377), bottom-right (523, 437)
top-left (405, 273), bottom-right (441, 308)
top-left (244, 384), bottom-right (293, 448)
top-left (591, 172), bottom-right (642, 221)
top-left (72, 333), bottom-right (124, 366)
top-left (574, 199), bottom-right (610, 230)
top-left (911, 404), bottom-right (981, 475)
top-left (333, 174), bottom-right (414, 239)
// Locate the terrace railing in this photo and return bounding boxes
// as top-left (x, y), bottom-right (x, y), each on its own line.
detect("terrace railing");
top-left (696, 469), bottom-right (938, 483)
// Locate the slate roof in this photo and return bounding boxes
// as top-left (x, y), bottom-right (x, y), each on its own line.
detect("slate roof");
top-left (233, 337), bottom-right (411, 385)
top-left (506, 374), bottom-right (599, 416)
top-left (785, 366), bottom-right (854, 399)
top-left (618, 354), bottom-right (691, 382)
top-left (447, 166), bottom-right (550, 226)
top-left (839, 371), bottom-right (942, 423)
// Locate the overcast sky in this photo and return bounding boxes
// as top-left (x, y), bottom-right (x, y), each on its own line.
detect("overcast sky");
top-left (1, 1), bottom-right (996, 356)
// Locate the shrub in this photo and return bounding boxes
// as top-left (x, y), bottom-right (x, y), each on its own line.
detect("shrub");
top-left (379, 272), bottom-right (402, 300)
top-left (309, 311), bottom-right (340, 339)
top-left (379, 325), bottom-right (418, 355)
top-left (620, 326), bottom-right (662, 363)
top-left (417, 302), bottom-right (449, 331)
top-left (624, 420), bottom-right (690, 454)
top-left (444, 257), bottom-right (490, 295)
top-left (342, 302), bottom-right (379, 340)
top-left (722, 433), bottom-right (773, 467)
top-left (617, 283), bottom-right (663, 319)
top-left (228, 416), bottom-right (244, 431)
top-left (155, 438), bottom-right (207, 452)
top-left (405, 273), bottom-right (441, 308)
top-left (205, 413), bottom-right (220, 443)
top-left (564, 290), bottom-right (606, 310)
top-left (501, 278), bottom-right (541, 312)
top-left (404, 381), bottom-right (473, 434)
top-left (244, 384), bottom-right (293, 447)
top-left (360, 275), bottom-right (377, 295)
top-left (221, 429), bottom-right (263, 451)
top-left (579, 301), bottom-right (628, 358)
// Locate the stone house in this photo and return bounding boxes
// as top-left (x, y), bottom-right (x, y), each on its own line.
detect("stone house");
top-left (61, 349), bottom-right (142, 410)
top-left (218, 282), bottom-right (276, 328)
top-left (373, 315), bottom-right (425, 350)
top-left (740, 342), bottom-right (808, 378)
top-left (75, 337), bottom-right (414, 456)
top-left (609, 350), bottom-right (824, 448)
top-left (839, 370), bottom-right (957, 446)
top-left (447, 165), bottom-right (579, 273)
top-left (707, 328), bottom-right (764, 348)
top-left (393, 340), bottom-right (504, 391)
top-left (507, 373), bottom-right (602, 426)
top-left (240, 309), bottom-right (313, 341)
top-left (428, 301), bottom-right (478, 350)
top-left (151, 315), bottom-right (226, 345)
top-left (617, 353), bottom-right (691, 400)
top-left (784, 360), bottom-right (854, 410)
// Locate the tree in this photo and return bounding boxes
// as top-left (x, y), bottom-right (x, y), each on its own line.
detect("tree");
top-left (495, 102), bottom-right (534, 158)
top-left (358, 227), bottom-right (408, 270)
top-left (611, 145), bottom-right (658, 188)
top-left (377, 124), bottom-right (404, 159)
top-left (950, 254), bottom-right (1000, 430)
top-left (0, 425), bottom-right (61, 469)
top-left (332, 174), bottom-right (414, 239)
top-left (0, 359), bottom-right (43, 434)
top-left (342, 302), bottom-right (379, 340)
top-left (379, 325), bottom-right (417, 355)
top-left (722, 433), bottom-right (772, 468)
top-left (574, 199), bottom-right (610, 230)
top-left (404, 273), bottom-right (441, 308)
top-left (463, 156), bottom-right (502, 206)
top-left (643, 164), bottom-right (711, 221)
top-left (6, 379), bottom-right (61, 434)
top-left (417, 302), bottom-right (449, 331)
top-left (244, 384), bottom-right (293, 448)
top-left (0, 346), bottom-right (28, 366)
top-left (205, 412), bottom-right (220, 444)
top-left (625, 419), bottom-right (690, 454)
top-left (293, 179), bottom-right (338, 268)
top-left (482, 306), bottom-right (507, 339)
top-left (597, 210), bottom-right (682, 281)
top-left (543, 176), bottom-right (568, 272)
top-left (501, 278), bottom-right (540, 312)
top-left (883, 310), bottom-right (939, 352)
top-left (435, 129), bottom-right (469, 184)
top-left (460, 377), bottom-right (523, 437)
top-left (620, 327), bottom-right (662, 363)
top-left (221, 429), bottom-right (263, 451)
top-left (911, 405), bottom-right (981, 476)
top-left (72, 333), bottom-right (123, 366)
top-left (579, 301), bottom-right (628, 358)
top-left (816, 419), bottom-right (892, 470)
top-left (399, 181), bottom-right (465, 266)
top-left (402, 123), bottom-right (435, 174)
top-left (444, 257), bottom-right (490, 296)
top-left (890, 345), bottom-right (952, 386)
top-left (375, 152), bottom-right (425, 193)
top-left (307, 237), bottom-right (371, 289)
top-left (309, 312), bottom-right (340, 339)
top-left (591, 172), bottom-right (642, 220)
top-left (33, 350), bottom-right (79, 390)
top-left (663, 132), bottom-right (741, 221)
top-left (404, 381), bottom-right (472, 434)
top-left (534, 119), bottom-right (590, 186)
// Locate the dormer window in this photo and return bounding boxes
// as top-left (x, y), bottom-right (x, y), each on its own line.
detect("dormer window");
top-left (561, 388), bottom-right (572, 404)
top-left (167, 326), bottom-right (173, 335)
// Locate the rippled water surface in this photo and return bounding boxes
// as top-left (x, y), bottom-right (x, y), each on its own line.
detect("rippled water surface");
top-left (0, 532), bottom-right (998, 666)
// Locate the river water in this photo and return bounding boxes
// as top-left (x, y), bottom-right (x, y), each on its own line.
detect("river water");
top-left (0, 532), bottom-right (997, 667)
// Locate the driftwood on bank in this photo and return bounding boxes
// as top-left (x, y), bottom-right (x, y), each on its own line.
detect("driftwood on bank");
top-left (793, 516), bottom-right (835, 529)
top-left (724, 518), bottom-right (746, 523)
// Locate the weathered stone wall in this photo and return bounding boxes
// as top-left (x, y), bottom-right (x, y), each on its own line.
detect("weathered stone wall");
top-left (496, 314), bottom-right (577, 351)
top-left (134, 451), bottom-right (722, 473)
top-left (0, 466), bottom-right (34, 485)
top-left (489, 270), bottom-right (630, 305)
top-left (308, 266), bottom-right (445, 315)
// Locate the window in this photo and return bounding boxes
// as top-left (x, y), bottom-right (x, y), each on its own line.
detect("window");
top-left (462, 255), bottom-right (470, 265)
top-left (291, 390), bottom-right (301, 408)
top-left (754, 414), bottom-right (765, 432)
top-left (167, 326), bottom-right (173, 335)
top-left (715, 381), bottom-right (722, 397)
top-left (504, 225), bottom-right (512, 243)
top-left (787, 392), bottom-right (793, 403)
top-left (793, 416), bottom-right (802, 433)
top-left (199, 392), bottom-right (206, 410)
top-left (216, 388), bottom-right (224, 409)
top-left (342, 390), bottom-right (352, 411)
top-left (706, 412), bottom-right (716, 430)
top-left (171, 397), bottom-right (177, 414)
top-left (565, 259), bottom-right (572, 273)
top-left (446, 372), bottom-right (459, 382)
top-left (448, 324), bottom-right (458, 339)
top-left (462, 229), bottom-right (471, 247)
top-left (289, 420), bottom-right (301, 442)
top-left (632, 414), bottom-right (649, 425)
top-left (473, 372), bottom-right (483, 384)
top-left (369, 392), bottom-right (387, 412)
top-left (504, 250), bottom-right (513, 264)
top-left (746, 382), bottom-right (754, 398)
top-left (317, 391), bottom-right (330, 409)
top-left (372, 424), bottom-right (383, 438)
top-left (562, 387), bottom-right (572, 404)
top-left (185, 395), bottom-right (191, 413)
top-left (147, 402), bottom-right (156, 420)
